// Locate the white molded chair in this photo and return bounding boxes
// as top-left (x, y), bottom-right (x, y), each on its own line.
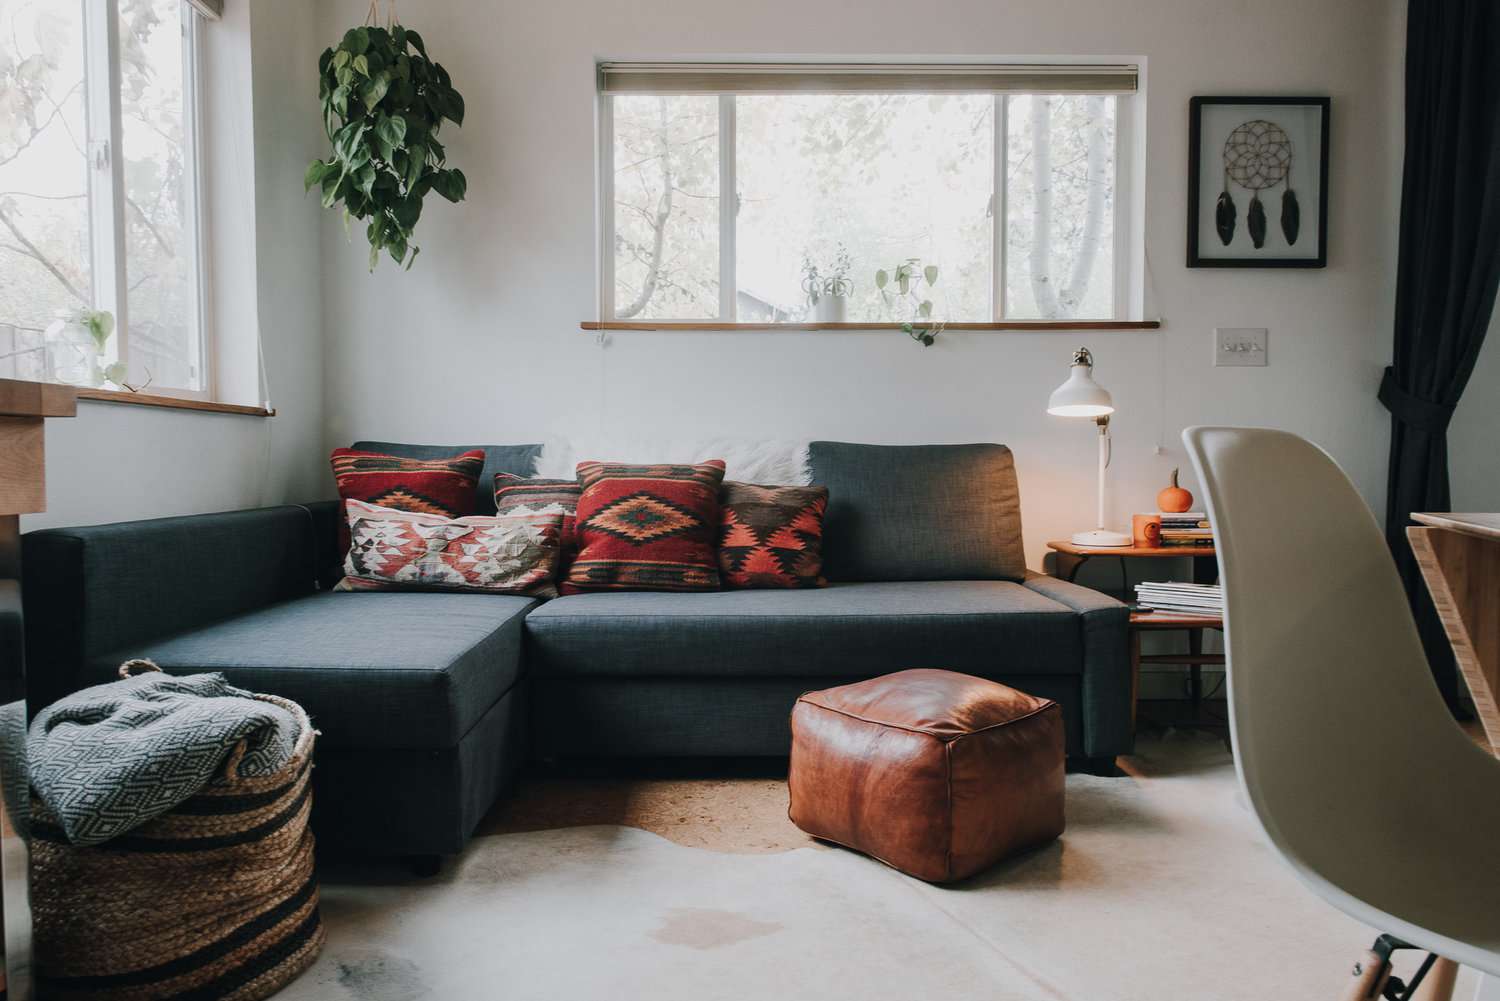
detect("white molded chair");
top-left (1182, 427), bottom-right (1500, 1001)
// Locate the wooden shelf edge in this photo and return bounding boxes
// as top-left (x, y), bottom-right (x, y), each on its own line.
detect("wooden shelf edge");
top-left (77, 387), bottom-right (275, 418)
top-left (580, 320), bottom-right (1162, 332)
top-left (0, 378), bottom-right (77, 418)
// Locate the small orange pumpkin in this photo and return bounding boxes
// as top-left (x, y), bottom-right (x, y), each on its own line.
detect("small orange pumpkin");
top-left (1157, 468), bottom-right (1194, 513)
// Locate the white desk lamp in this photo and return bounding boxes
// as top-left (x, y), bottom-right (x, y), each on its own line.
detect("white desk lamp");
top-left (1047, 347), bottom-right (1131, 547)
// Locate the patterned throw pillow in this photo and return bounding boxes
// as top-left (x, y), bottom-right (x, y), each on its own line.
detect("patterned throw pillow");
top-left (718, 483), bottom-right (829, 589)
top-left (336, 499), bottom-right (564, 597)
top-left (330, 447), bottom-right (485, 557)
top-left (563, 460), bottom-right (727, 594)
top-left (493, 474), bottom-right (582, 551)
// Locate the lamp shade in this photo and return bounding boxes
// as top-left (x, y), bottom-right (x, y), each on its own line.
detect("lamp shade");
top-left (1046, 349), bottom-right (1114, 417)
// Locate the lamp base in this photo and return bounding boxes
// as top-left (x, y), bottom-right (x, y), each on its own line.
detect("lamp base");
top-left (1070, 528), bottom-right (1133, 548)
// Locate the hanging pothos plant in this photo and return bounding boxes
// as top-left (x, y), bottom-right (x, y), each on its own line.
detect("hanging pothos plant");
top-left (304, 20), bottom-right (466, 270)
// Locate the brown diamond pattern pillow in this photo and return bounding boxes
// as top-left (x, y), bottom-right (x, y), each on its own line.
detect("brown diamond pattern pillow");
top-left (718, 482), bottom-right (829, 589)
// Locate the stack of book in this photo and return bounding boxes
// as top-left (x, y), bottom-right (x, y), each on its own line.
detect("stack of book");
top-left (1134, 581), bottom-right (1223, 616)
top-left (1159, 512), bottom-right (1213, 548)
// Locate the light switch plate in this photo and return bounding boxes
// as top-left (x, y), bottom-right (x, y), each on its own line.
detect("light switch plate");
top-left (1214, 327), bottom-right (1268, 367)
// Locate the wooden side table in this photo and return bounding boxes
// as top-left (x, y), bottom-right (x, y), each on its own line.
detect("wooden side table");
top-left (1046, 540), bottom-right (1223, 729)
top-left (1046, 539), bottom-right (1219, 589)
top-left (1128, 610), bottom-right (1224, 727)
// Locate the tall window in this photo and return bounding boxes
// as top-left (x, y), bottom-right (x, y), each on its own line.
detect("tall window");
top-left (599, 63), bottom-right (1138, 324)
top-left (0, 0), bottom-right (209, 394)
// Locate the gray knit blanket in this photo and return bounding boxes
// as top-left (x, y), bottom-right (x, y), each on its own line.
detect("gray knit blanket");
top-left (29, 669), bottom-right (301, 846)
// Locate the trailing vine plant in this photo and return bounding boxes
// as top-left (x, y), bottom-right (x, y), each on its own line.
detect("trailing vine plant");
top-left (875, 259), bottom-right (944, 346)
top-left (304, 10), bottom-right (466, 270)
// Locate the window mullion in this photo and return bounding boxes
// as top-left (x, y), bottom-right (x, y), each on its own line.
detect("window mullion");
top-left (717, 95), bottom-right (736, 322)
top-left (179, 4), bottom-right (207, 393)
top-left (598, 96), bottom-right (615, 320)
top-left (83, 0), bottom-right (128, 371)
top-left (993, 94), bottom-right (1007, 321)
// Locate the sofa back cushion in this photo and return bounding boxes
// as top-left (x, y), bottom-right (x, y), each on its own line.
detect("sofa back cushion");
top-left (351, 441), bottom-right (542, 514)
top-left (809, 442), bottom-right (1026, 582)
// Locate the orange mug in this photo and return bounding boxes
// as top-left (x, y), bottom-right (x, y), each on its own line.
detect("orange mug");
top-left (1132, 514), bottom-right (1161, 547)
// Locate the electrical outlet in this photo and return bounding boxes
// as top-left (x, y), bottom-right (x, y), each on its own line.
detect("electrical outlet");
top-left (1214, 327), bottom-right (1268, 367)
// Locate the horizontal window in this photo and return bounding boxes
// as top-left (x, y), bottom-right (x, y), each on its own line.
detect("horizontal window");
top-left (0, 0), bottom-right (210, 396)
top-left (598, 62), bottom-right (1140, 325)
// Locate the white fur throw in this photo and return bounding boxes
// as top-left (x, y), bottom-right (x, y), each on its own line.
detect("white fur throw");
top-left (535, 436), bottom-right (812, 486)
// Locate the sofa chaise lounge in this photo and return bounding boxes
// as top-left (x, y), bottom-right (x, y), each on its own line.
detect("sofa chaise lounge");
top-left (22, 441), bottom-right (1131, 862)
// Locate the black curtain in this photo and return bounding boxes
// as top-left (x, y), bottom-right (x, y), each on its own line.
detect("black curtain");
top-left (1380, 0), bottom-right (1500, 708)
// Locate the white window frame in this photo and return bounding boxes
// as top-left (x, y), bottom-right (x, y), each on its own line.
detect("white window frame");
top-left (81, 0), bottom-right (210, 398)
top-left (597, 68), bottom-right (1142, 325)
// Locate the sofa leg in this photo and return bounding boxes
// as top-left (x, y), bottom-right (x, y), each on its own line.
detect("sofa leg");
top-left (406, 854), bottom-right (443, 878)
top-left (1072, 756), bottom-right (1120, 776)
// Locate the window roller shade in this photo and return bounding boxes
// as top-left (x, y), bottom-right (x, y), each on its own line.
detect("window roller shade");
top-left (598, 62), bottom-right (1138, 95)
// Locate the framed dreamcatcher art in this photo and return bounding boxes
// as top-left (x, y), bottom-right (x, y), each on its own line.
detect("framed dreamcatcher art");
top-left (1188, 96), bottom-right (1330, 268)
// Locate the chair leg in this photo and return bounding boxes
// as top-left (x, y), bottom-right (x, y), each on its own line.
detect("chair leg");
top-left (1409, 958), bottom-right (1459, 1001)
top-left (1342, 948), bottom-right (1392, 1001)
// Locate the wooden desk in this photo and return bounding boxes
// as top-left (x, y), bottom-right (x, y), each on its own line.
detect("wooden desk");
top-left (1408, 513), bottom-right (1500, 756)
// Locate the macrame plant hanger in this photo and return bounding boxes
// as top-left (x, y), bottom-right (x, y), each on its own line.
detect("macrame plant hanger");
top-left (366, 0), bottom-right (398, 27)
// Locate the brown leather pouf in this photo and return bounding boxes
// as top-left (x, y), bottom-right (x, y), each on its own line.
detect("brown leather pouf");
top-left (788, 668), bottom-right (1065, 883)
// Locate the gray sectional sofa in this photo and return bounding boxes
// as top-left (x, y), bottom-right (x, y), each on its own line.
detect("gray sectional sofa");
top-left (21, 441), bottom-right (1131, 862)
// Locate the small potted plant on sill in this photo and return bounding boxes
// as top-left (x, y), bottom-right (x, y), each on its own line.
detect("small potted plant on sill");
top-left (43, 309), bottom-right (126, 387)
top-left (801, 244), bottom-right (854, 323)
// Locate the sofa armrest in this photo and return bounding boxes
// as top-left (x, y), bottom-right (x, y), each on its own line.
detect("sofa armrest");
top-left (22, 505), bottom-right (322, 709)
top-left (1022, 571), bottom-right (1133, 758)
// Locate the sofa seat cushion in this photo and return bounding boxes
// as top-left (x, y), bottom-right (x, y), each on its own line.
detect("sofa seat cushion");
top-left (524, 580), bottom-right (1083, 679)
top-left (89, 592), bottom-right (538, 751)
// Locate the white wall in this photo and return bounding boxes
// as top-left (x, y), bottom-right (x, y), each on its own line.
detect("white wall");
top-left (315, 0), bottom-right (1418, 574)
top-left (1449, 311), bottom-right (1500, 511)
top-left (25, 0), bottom-right (326, 530)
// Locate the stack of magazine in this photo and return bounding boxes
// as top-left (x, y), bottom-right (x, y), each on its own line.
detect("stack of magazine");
top-left (1134, 581), bottom-right (1223, 616)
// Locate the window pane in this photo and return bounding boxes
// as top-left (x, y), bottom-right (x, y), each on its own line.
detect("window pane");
top-left (0, 0), bottom-right (91, 381)
top-left (1005, 95), bottom-right (1115, 319)
top-left (119, 0), bottom-right (200, 390)
top-left (611, 95), bottom-right (719, 320)
top-left (736, 94), bottom-right (993, 323)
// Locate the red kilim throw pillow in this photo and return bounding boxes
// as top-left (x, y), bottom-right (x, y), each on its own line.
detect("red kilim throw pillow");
top-left (493, 474), bottom-right (582, 552)
top-left (563, 460), bottom-right (727, 594)
top-left (718, 482), bottom-right (829, 589)
top-left (330, 447), bottom-right (485, 557)
top-left (336, 499), bottom-right (564, 597)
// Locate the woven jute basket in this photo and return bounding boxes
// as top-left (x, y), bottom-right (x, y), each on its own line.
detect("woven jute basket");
top-left (31, 662), bottom-right (325, 1001)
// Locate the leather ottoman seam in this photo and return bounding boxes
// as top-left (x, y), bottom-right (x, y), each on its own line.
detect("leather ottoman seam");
top-left (794, 695), bottom-right (1057, 742)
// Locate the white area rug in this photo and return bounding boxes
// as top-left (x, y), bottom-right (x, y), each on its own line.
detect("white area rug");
top-left (284, 736), bottom-right (1474, 1001)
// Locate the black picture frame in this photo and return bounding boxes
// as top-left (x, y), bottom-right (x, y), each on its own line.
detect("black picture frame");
top-left (1187, 96), bottom-right (1330, 268)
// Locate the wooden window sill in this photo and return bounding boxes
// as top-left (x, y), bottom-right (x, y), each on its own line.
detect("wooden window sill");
top-left (77, 387), bottom-right (275, 417)
top-left (580, 320), bottom-right (1161, 332)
